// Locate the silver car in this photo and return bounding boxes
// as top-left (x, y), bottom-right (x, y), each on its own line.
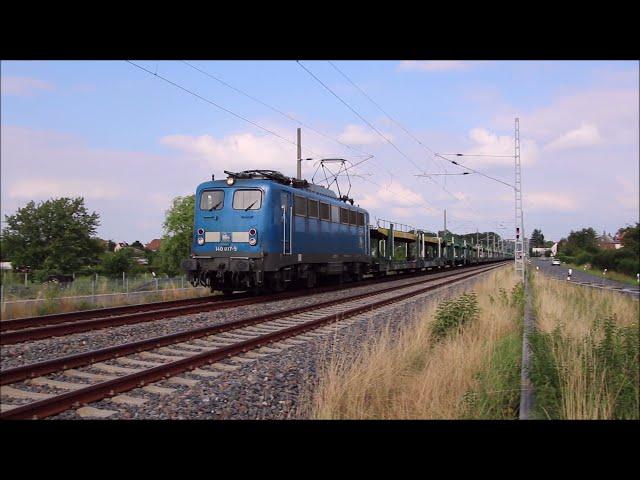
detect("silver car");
top-left (551, 259), bottom-right (561, 266)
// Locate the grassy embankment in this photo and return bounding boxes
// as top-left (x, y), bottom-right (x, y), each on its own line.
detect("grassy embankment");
top-left (309, 267), bottom-right (524, 419)
top-left (528, 270), bottom-right (639, 419)
top-left (0, 278), bottom-right (211, 320)
top-left (559, 262), bottom-right (638, 286)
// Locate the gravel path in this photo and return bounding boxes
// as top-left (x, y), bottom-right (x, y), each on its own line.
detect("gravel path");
top-left (1, 268), bottom-right (477, 371)
top-left (44, 267), bottom-right (502, 420)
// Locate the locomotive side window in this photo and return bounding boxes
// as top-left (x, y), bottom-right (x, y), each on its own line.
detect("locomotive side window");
top-left (320, 202), bottom-right (331, 221)
top-left (232, 189), bottom-right (262, 210)
top-left (308, 199), bottom-right (319, 218)
top-left (357, 212), bottom-right (365, 226)
top-left (200, 190), bottom-right (224, 211)
top-left (349, 209), bottom-right (357, 225)
top-left (340, 207), bottom-right (349, 224)
top-left (294, 195), bottom-right (307, 216)
top-left (331, 205), bottom-right (340, 223)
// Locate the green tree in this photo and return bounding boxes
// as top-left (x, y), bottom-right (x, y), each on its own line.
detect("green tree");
top-left (157, 195), bottom-right (195, 276)
top-left (530, 229), bottom-right (545, 248)
top-left (562, 227), bottom-right (598, 255)
top-left (618, 223), bottom-right (639, 255)
top-left (99, 248), bottom-right (136, 275)
top-left (1, 197), bottom-right (102, 275)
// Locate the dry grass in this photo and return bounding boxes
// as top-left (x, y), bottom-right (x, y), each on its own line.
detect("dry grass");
top-left (0, 285), bottom-right (212, 320)
top-left (529, 271), bottom-right (639, 419)
top-left (309, 267), bottom-right (522, 419)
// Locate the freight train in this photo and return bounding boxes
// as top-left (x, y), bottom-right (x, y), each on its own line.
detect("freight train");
top-left (181, 170), bottom-right (512, 293)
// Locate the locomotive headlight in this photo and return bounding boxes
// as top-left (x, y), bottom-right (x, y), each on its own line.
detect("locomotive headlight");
top-left (226, 176), bottom-right (235, 186)
top-left (249, 237), bottom-right (257, 246)
top-left (197, 236), bottom-right (205, 245)
top-left (197, 228), bottom-right (205, 235)
top-left (249, 228), bottom-right (257, 236)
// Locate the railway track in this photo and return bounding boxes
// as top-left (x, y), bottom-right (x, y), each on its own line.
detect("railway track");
top-left (1, 261), bottom-right (506, 345)
top-left (0, 262), bottom-right (504, 420)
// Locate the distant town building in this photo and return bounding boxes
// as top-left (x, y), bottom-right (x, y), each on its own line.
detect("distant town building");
top-left (145, 239), bottom-right (163, 252)
top-left (114, 242), bottom-right (129, 252)
top-left (597, 231), bottom-right (620, 250)
top-left (531, 247), bottom-right (551, 256)
top-left (0, 261), bottom-right (12, 271)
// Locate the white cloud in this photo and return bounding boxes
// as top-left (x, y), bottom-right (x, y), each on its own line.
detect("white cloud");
top-left (614, 175), bottom-right (640, 211)
top-left (161, 132), bottom-right (300, 176)
top-left (398, 61), bottom-right (470, 72)
top-left (493, 87), bottom-right (638, 146)
top-left (1, 76), bottom-right (54, 96)
top-left (357, 181), bottom-right (438, 217)
top-left (337, 124), bottom-right (392, 146)
top-left (545, 123), bottom-right (603, 150)
top-left (1, 125), bottom-right (196, 242)
top-left (525, 192), bottom-right (578, 212)
top-left (462, 127), bottom-right (537, 167)
top-left (8, 179), bottom-right (121, 200)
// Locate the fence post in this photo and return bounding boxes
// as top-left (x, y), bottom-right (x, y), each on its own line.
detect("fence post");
top-left (123, 272), bottom-right (125, 293)
top-left (156, 278), bottom-right (159, 291)
top-left (182, 275), bottom-right (184, 289)
top-left (25, 272), bottom-right (28, 286)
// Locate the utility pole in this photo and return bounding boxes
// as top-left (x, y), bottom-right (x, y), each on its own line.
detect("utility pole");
top-left (514, 117), bottom-right (525, 282)
top-left (443, 209), bottom-right (447, 240)
top-left (296, 127), bottom-right (302, 180)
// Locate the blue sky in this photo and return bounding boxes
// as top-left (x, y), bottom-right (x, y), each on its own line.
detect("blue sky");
top-left (2, 60), bottom-right (638, 243)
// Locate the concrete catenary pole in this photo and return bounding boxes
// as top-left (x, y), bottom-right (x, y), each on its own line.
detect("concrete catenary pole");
top-left (296, 128), bottom-right (302, 180)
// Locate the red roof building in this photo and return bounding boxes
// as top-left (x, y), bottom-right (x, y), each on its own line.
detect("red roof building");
top-left (145, 238), bottom-right (163, 251)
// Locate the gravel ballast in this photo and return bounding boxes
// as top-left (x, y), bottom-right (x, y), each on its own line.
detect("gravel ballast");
top-left (41, 267), bottom-right (504, 420)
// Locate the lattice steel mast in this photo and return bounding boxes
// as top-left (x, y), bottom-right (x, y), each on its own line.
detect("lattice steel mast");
top-left (514, 118), bottom-right (525, 281)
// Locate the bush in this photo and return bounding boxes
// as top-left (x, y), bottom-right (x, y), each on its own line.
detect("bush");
top-left (574, 251), bottom-right (593, 266)
top-left (431, 292), bottom-right (480, 340)
top-left (615, 257), bottom-right (640, 276)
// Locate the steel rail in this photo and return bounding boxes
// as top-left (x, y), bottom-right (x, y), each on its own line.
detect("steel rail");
top-left (0, 263), bottom-right (504, 420)
top-left (0, 263), bottom-right (505, 386)
top-left (1, 261), bottom-right (507, 345)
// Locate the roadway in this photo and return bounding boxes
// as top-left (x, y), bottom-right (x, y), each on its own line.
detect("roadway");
top-left (530, 257), bottom-right (639, 298)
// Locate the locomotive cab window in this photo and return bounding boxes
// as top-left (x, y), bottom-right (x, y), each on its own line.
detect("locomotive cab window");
top-left (340, 207), bottom-right (349, 224)
top-left (200, 190), bottom-right (224, 211)
top-left (320, 202), bottom-right (330, 221)
top-left (308, 199), bottom-right (319, 218)
top-left (331, 205), bottom-right (340, 223)
top-left (357, 212), bottom-right (365, 226)
top-left (349, 209), bottom-right (357, 225)
top-left (232, 189), bottom-right (262, 210)
top-left (294, 195), bottom-right (307, 216)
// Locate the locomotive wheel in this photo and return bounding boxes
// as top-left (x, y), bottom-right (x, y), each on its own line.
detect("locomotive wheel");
top-left (270, 272), bottom-right (285, 292)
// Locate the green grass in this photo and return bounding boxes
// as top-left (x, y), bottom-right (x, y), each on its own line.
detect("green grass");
top-left (463, 331), bottom-right (523, 419)
top-left (462, 282), bottom-right (525, 419)
top-left (529, 317), bottom-right (639, 419)
top-left (563, 262), bottom-right (638, 286)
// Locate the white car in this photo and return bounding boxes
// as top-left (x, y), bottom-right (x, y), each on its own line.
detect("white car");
top-left (551, 259), bottom-right (561, 266)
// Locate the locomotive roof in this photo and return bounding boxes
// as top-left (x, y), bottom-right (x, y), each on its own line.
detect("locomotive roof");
top-left (222, 170), bottom-right (342, 200)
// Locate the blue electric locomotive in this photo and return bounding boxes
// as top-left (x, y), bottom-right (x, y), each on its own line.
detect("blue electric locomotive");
top-left (181, 170), bottom-right (371, 293)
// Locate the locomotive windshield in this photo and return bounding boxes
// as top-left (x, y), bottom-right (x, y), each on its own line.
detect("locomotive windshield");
top-left (200, 190), bottom-right (224, 210)
top-left (233, 189), bottom-right (262, 211)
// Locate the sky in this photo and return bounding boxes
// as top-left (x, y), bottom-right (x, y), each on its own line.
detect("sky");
top-left (1, 60), bottom-right (638, 244)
